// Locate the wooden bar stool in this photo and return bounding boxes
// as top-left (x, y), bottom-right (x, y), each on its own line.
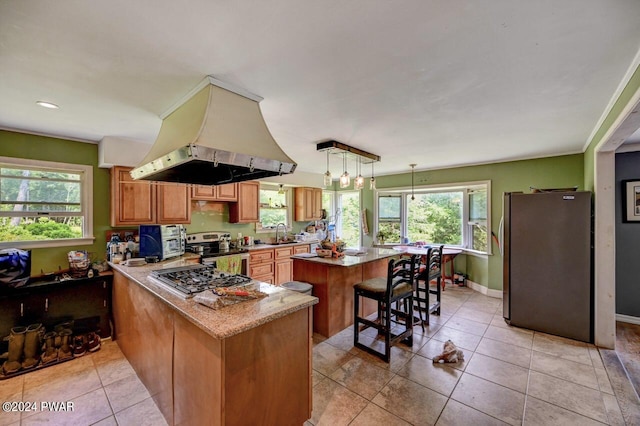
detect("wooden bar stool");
top-left (414, 245), bottom-right (443, 326)
top-left (353, 255), bottom-right (417, 362)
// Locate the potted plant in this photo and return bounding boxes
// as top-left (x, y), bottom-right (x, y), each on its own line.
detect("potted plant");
top-left (376, 230), bottom-right (388, 245)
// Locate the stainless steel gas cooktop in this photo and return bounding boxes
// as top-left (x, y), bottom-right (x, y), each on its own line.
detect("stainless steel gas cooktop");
top-left (149, 264), bottom-right (251, 298)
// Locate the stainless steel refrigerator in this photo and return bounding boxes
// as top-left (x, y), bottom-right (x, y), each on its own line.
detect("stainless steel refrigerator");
top-left (502, 191), bottom-right (593, 342)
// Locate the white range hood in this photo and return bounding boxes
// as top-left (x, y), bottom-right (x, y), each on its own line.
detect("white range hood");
top-left (130, 76), bottom-right (296, 185)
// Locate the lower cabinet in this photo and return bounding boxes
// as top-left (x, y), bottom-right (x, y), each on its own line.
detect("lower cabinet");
top-left (112, 270), bottom-right (312, 426)
top-left (249, 248), bottom-right (275, 284)
top-left (0, 275), bottom-right (113, 340)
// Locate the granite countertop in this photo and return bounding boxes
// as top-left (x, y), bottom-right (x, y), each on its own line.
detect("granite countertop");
top-left (291, 247), bottom-right (400, 266)
top-left (109, 255), bottom-right (318, 340)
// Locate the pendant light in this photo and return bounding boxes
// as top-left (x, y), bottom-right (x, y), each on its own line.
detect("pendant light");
top-left (339, 153), bottom-right (350, 188)
top-left (369, 161), bottom-right (376, 190)
top-left (278, 184), bottom-right (285, 195)
top-left (323, 150), bottom-right (332, 187)
top-left (354, 157), bottom-right (364, 190)
top-left (410, 164), bottom-right (416, 201)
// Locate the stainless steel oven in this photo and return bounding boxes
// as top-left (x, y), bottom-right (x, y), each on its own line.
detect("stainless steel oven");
top-left (201, 252), bottom-right (250, 275)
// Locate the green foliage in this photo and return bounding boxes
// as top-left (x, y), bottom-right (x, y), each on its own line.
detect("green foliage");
top-left (339, 193), bottom-right (361, 247)
top-left (407, 192), bottom-right (462, 244)
top-left (0, 217), bottom-right (81, 241)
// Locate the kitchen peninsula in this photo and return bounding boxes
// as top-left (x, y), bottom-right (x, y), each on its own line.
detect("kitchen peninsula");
top-left (292, 248), bottom-right (400, 337)
top-left (109, 257), bottom-right (317, 426)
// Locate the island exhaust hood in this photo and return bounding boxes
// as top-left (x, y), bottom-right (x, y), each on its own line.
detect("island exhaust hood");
top-left (130, 77), bottom-right (296, 185)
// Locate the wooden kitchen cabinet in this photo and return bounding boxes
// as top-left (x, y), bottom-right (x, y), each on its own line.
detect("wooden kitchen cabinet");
top-left (294, 187), bottom-right (323, 221)
top-left (249, 248), bottom-right (275, 284)
top-left (275, 247), bottom-right (294, 285)
top-left (191, 183), bottom-right (238, 201)
top-left (229, 181), bottom-right (259, 223)
top-left (110, 166), bottom-right (191, 226)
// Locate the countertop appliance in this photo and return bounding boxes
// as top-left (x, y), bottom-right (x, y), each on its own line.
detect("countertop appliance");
top-left (139, 224), bottom-right (185, 260)
top-left (186, 231), bottom-right (250, 274)
top-left (502, 191), bottom-right (593, 342)
top-left (149, 264), bottom-right (251, 298)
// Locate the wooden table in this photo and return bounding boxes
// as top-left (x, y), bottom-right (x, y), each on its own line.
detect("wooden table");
top-left (393, 246), bottom-right (463, 290)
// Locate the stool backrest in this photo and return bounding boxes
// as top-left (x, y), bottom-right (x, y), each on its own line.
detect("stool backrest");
top-left (387, 254), bottom-right (417, 298)
top-left (425, 245), bottom-right (444, 281)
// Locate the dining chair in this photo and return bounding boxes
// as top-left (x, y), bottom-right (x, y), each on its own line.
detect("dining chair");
top-left (353, 255), bottom-right (417, 362)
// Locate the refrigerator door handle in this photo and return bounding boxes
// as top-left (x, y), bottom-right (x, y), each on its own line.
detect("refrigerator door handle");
top-left (498, 216), bottom-right (504, 256)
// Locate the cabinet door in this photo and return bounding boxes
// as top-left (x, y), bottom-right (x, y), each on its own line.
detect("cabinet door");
top-left (157, 183), bottom-right (191, 224)
top-left (229, 181), bottom-right (259, 223)
top-left (111, 166), bottom-right (155, 226)
top-left (275, 259), bottom-right (293, 285)
top-left (191, 185), bottom-right (216, 200)
top-left (312, 188), bottom-right (323, 219)
top-left (215, 183), bottom-right (238, 201)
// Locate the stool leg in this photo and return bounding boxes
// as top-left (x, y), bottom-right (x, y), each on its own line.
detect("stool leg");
top-left (353, 290), bottom-right (360, 345)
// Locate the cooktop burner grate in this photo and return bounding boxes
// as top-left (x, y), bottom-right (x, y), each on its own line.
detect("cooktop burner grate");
top-left (150, 264), bottom-right (252, 298)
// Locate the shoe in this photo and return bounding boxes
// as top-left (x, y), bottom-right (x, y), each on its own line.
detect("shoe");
top-left (40, 331), bottom-right (59, 365)
top-left (2, 326), bottom-right (26, 374)
top-left (58, 329), bottom-right (73, 360)
top-left (22, 323), bottom-right (43, 370)
top-left (72, 335), bottom-right (86, 357)
top-left (86, 332), bottom-right (101, 353)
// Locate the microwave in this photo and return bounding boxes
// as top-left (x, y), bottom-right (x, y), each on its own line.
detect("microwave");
top-left (139, 224), bottom-right (185, 260)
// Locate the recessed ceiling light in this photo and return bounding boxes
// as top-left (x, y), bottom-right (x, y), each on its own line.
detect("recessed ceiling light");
top-left (36, 101), bottom-right (59, 109)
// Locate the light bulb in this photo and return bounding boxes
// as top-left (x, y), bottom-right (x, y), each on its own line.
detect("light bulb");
top-left (339, 172), bottom-right (350, 188)
top-left (354, 174), bottom-right (364, 190)
top-left (324, 171), bottom-right (332, 187)
top-left (369, 177), bottom-right (376, 190)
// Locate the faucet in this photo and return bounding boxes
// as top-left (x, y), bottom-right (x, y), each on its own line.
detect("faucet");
top-left (275, 223), bottom-right (286, 243)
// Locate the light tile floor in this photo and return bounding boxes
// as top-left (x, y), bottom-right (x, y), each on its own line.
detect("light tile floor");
top-left (0, 339), bottom-right (167, 426)
top-left (2, 286), bottom-right (638, 425)
top-left (307, 286), bottom-right (640, 426)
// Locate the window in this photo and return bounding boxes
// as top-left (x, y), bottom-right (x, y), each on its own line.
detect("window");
top-left (257, 184), bottom-right (291, 231)
top-left (375, 181), bottom-right (491, 254)
top-left (322, 190), bottom-right (335, 221)
top-left (0, 157), bottom-right (94, 248)
top-left (337, 191), bottom-right (361, 248)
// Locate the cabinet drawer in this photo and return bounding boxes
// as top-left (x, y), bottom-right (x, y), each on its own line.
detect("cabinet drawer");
top-left (250, 262), bottom-right (274, 277)
top-left (294, 245), bottom-right (310, 254)
top-left (250, 250), bottom-right (274, 263)
top-left (253, 275), bottom-right (274, 285)
top-left (275, 247), bottom-right (294, 259)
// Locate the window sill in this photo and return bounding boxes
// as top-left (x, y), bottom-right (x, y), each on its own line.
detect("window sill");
top-left (0, 237), bottom-right (96, 250)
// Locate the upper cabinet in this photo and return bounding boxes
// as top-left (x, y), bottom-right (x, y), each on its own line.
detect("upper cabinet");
top-left (191, 183), bottom-right (238, 201)
top-left (229, 181), bottom-right (260, 223)
top-left (294, 187), bottom-right (323, 221)
top-left (110, 166), bottom-right (191, 226)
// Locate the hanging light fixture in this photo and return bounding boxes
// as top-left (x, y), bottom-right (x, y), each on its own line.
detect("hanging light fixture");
top-left (278, 184), bottom-right (285, 195)
top-left (369, 161), bottom-right (376, 190)
top-left (409, 164), bottom-right (416, 201)
top-left (354, 157), bottom-right (364, 190)
top-left (323, 150), bottom-right (332, 187)
top-left (339, 153), bottom-right (350, 188)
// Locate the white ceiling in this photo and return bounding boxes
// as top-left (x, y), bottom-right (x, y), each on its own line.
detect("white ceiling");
top-left (1, 0), bottom-right (640, 177)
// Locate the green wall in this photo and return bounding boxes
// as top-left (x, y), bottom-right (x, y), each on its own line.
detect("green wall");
top-left (0, 130), bottom-right (111, 274)
top-left (353, 154), bottom-right (584, 290)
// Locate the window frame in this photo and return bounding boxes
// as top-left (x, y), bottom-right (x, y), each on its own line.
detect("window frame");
top-left (256, 183), bottom-right (293, 233)
top-left (374, 180), bottom-right (491, 255)
top-left (0, 156), bottom-right (94, 249)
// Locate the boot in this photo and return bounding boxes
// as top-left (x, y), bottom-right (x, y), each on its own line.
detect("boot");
top-left (2, 326), bottom-right (26, 374)
top-left (58, 329), bottom-right (73, 360)
top-left (22, 323), bottom-right (43, 369)
top-left (40, 331), bottom-right (58, 365)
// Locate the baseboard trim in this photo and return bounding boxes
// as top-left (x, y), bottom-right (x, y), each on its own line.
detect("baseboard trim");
top-left (616, 314), bottom-right (640, 325)
top-left (465, 280), bottom-right (502, 299)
